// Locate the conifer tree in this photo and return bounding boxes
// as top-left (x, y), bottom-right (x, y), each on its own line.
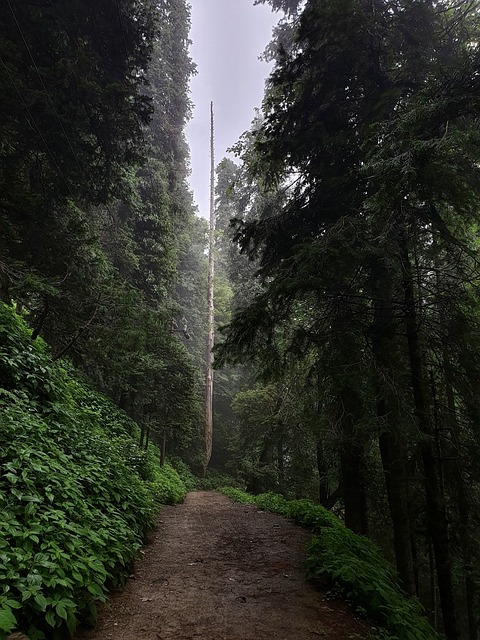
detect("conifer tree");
top-left (218, 1), bottom-right (480, 635)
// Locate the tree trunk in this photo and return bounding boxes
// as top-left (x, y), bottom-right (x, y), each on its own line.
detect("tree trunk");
top-left (435, 229), bottom-right (477, 637)
top-left (31, 301), bottom-right (49, 341)
top-left (454, 464), bottom-right (477, 640)
top-left (339, 385), bottom-right (368, 535)
top-left (246, 437), bottom-right (274, 494)
top-left (443, 350), bottom-right (477, 640)
top-left (277, 435), bottom-right (285, 488)
top-left (160, 433), bottom-right (166, 467)
top-left (144, 424), bottom-right (150, 450)
top-left (316, 440), bottom-right (330, 507)
top-left (204, 101), bottom-right (215, 474)
top-left (0, 271), bottom-right (11, 304)
top-left (371, 254), bottom-right (416, 594)
top-left (428, 537), bottom-right (438, 627)
top-left (333, 307), bottom-right (368, 535)
top-left (378, 431), bottom-right (416, 594)
top-left (399, 225), bottom-right (458, 639)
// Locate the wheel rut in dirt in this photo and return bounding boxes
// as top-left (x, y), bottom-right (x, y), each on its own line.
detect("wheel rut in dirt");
top-left (75, 491), bottom-right (369, 640)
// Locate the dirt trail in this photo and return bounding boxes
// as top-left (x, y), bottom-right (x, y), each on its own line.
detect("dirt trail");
top-left (74, 491), bottom-right (369, 640)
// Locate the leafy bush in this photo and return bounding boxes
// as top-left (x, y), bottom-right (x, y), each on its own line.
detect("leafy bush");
top-left (0, 306), bottom-right (61, 405)
top-left (169, 457), bottom-right (198, 492)
top-left (197, 469), bottom-right (240, 491)
top-left (148, 462), bottom-right (187, 505)
top-left (0, 304), bottom-right (186, 639)
top-left (219, 488), bottom-right (441, 640)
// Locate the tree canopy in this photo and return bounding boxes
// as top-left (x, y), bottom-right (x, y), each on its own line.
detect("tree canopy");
top-left (216, 2), bottom-right (480, 638)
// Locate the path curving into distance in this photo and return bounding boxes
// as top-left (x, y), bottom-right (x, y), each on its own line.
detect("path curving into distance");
top-left (74, 491), bottom-right (369, 640)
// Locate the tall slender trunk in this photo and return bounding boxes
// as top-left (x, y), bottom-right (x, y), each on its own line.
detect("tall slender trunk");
top-left (435, 239), bottom-right (477, 639)
top-left (428, 537), bottom-right (438, 627)
top-left (0, 271), bottom-right (11, 304)
top-left (144, 424), bottom-right (150, 450)
top-left (339, 384), bottom-right (368, 535)
top-left (399, 223), bottom-right (458, 639)
top-left (378, 431), bottom-right (416, 594)
top-left (316, 376), bottom-right (331, 506)
top-left (334, 310), bottom-right (368, 534)
top-left (160, 433), bottom-right (166, 467)
top-left (204, 101), bottom-right (215, 474)
top-left (31, 301), bottom-right (49, 341)
top-left (316, 440), bottom-right (330, 506)
top-left (443, 350), bottom-right (477, 640)
top-left (453, 461), bottom-right (477, 640)
top-left (277, 435), bottom-right (285, 488)
top-left (371, 255), bottom-right (416, 594)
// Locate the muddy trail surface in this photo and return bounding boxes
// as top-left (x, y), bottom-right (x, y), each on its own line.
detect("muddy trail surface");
top-left (75, 491), bottom-right (369, 640)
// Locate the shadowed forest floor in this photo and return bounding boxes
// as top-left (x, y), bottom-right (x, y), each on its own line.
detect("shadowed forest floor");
top-left (74, 491), bottom-right (370, 640)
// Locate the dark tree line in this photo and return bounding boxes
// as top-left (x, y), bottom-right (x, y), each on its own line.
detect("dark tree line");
top-left (216, 1), bottom-right (480, 638)
top-left (0, 0), bottom-right (204, 464)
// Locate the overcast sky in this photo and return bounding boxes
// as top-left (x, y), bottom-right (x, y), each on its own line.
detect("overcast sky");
top-left (186, 0), bottom-right (280, 219)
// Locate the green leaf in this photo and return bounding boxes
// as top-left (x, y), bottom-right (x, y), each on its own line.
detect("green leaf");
top-left (4, 472), bottom-right (18, 484)
top-left (86, 583), bottom-right (104, 597)
top-left (34, 594), bottom-right (48, 611)
top-left (88, 558), bottom-right (106, 573)
top-left (72, 571), bottom-right (84, 585)
top-left (25, 502), bottom-right (38, 518)
top-left (0, 607), bottom-right (17, 633)
top-left (45, 609), bottom-right (56, 627)
top-left (22, 494), bottom-right (42, 503)
top-left (11, 488), bottom-right (23, 500)
top-left (55, 603), bottom-right (68, 620)
top-left (66, 611), bottom-right (77, 635)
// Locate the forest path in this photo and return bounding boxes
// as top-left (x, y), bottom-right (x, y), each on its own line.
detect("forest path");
top-left (74, 491), bottom-right (369, 640)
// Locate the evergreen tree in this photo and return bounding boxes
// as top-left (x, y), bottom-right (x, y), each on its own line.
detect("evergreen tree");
top-left (217, 1), bottom-right (480, 636)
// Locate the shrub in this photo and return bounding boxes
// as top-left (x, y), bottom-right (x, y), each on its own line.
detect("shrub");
top-left (0, 305), bottom-right (186, 639)
top-left (197, 469), bottom-right (240, 491)
top-left (169, 457), bottom-right (198, 492)
top-left (148, 462), bottom-right (187, 505)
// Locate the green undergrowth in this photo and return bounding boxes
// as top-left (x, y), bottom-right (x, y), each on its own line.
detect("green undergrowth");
top-left (169, 460), bottom-right (241, 493)
top-left (0, 304), bottom-right (186, 639)
top-left (219, 488), bottom-right (441, 640)
top-left (169, 457), bottom-right (199, 492)
top-left (197, 468), bottom-right (240, 491)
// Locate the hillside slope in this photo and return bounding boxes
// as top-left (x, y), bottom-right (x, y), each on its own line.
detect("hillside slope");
top-left (0, 304), bottom-right (186, 639)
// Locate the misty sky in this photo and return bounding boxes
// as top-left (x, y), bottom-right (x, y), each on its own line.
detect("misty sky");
top-left (186, 0), bottom-right (280, 219)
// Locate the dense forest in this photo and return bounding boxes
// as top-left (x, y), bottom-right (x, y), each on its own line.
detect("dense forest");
top-left (1, 0), bottom-right (480, 639)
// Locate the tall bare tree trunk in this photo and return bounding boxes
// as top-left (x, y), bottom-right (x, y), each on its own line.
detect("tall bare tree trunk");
top-left (204, 101), bottom-right (215, 474)
top-left (399, 222), bottom-right (458, 640)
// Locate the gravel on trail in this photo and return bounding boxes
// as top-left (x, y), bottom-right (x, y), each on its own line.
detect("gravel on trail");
top-left (74, 491), bottom-right (370, 640)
